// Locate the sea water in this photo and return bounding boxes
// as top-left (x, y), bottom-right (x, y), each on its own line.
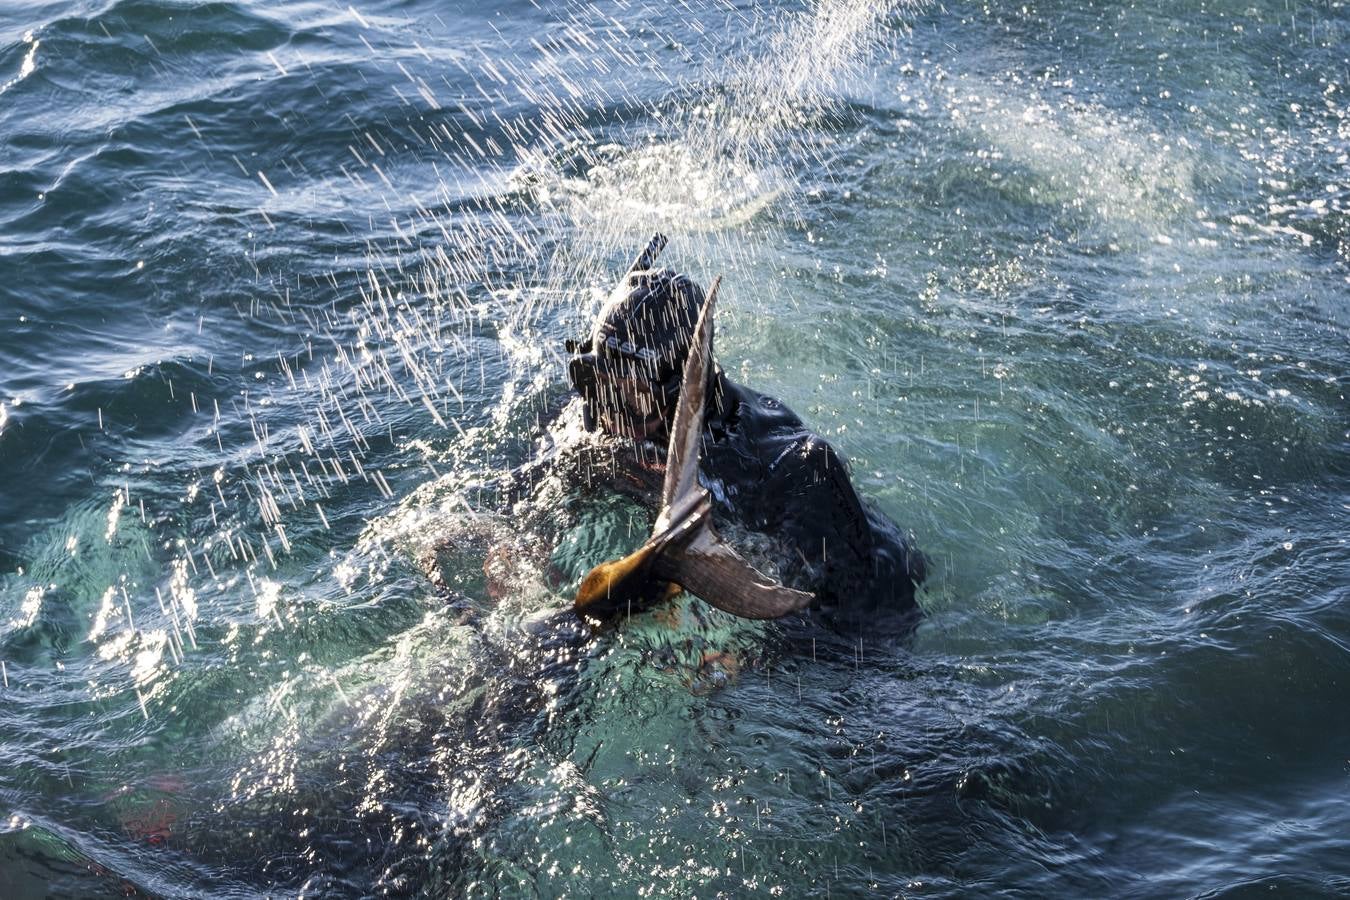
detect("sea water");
top-left (0, 0), bottom-right (1347, 896)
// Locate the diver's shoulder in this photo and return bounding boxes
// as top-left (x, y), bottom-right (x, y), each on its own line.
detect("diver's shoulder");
top-left (721, 380), bottom-right (808, 432)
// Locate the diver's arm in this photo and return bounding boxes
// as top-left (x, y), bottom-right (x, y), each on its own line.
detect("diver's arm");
top-left (762, 433), bottom-right (922, 617)
top-left (763, 434), bottom-right (874, 574)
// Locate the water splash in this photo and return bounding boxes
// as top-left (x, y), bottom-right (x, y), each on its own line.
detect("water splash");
top-left (935, 72), bottom-right (1201, 234)
top-left (1, 1), bottom-right (933, 893)
top-left (0, 5), bottom-right (943, 799)
top-left (517, 0), bottom-right (927, 280)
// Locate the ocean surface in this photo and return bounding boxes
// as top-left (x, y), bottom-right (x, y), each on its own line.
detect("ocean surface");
top-left (1, 0), bottom-right (1347, 896)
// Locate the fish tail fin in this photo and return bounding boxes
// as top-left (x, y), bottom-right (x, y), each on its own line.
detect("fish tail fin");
top-left (573, 540), bottom-right (663, 619)
top-left (650, 494), bottom-right (815, 621)
top-left (573, 491), bottom-right (813, 621)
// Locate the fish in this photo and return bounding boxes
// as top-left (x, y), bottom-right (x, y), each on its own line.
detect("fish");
top-left (573, 273), bottom-right (815, 621)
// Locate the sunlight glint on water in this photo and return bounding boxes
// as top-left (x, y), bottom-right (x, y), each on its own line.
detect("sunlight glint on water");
top-left (0, 0), bottom-right (1347, 896)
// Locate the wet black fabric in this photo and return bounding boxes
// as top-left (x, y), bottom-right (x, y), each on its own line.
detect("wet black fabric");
top-left (698, 373), bottom-right (925, 627)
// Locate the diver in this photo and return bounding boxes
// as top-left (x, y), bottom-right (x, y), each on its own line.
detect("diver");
top-left (563, 235), bottom-right (925, 631)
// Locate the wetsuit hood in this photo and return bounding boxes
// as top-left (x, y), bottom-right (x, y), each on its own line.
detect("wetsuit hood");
top-left (567, 268), bottom-right (713, 441)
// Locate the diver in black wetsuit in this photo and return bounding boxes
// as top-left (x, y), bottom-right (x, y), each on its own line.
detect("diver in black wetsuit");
top-left (565, 259), bottom-right (925, 629)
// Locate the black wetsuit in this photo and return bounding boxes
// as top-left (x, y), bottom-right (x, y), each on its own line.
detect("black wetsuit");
top-left (696, 372), bottom-right (925, 628)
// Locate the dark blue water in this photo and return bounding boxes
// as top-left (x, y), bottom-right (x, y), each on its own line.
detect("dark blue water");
top-left (1, 0), bottom-right (1347, 896)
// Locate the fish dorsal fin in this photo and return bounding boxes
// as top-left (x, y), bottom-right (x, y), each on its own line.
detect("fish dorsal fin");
top-left (655, 274), bottom-right (719, 533)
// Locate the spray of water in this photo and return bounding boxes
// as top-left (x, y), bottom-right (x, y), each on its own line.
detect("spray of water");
top-left (518, 0), bottom-right (925, 292)
top-left (1, 2), bottom-right (930, 889)
top-left (53, 0), bottom-right (929, 720)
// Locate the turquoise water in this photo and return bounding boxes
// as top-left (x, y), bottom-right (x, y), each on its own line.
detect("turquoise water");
top-left (1, 0), bottom-right (1347, 896)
